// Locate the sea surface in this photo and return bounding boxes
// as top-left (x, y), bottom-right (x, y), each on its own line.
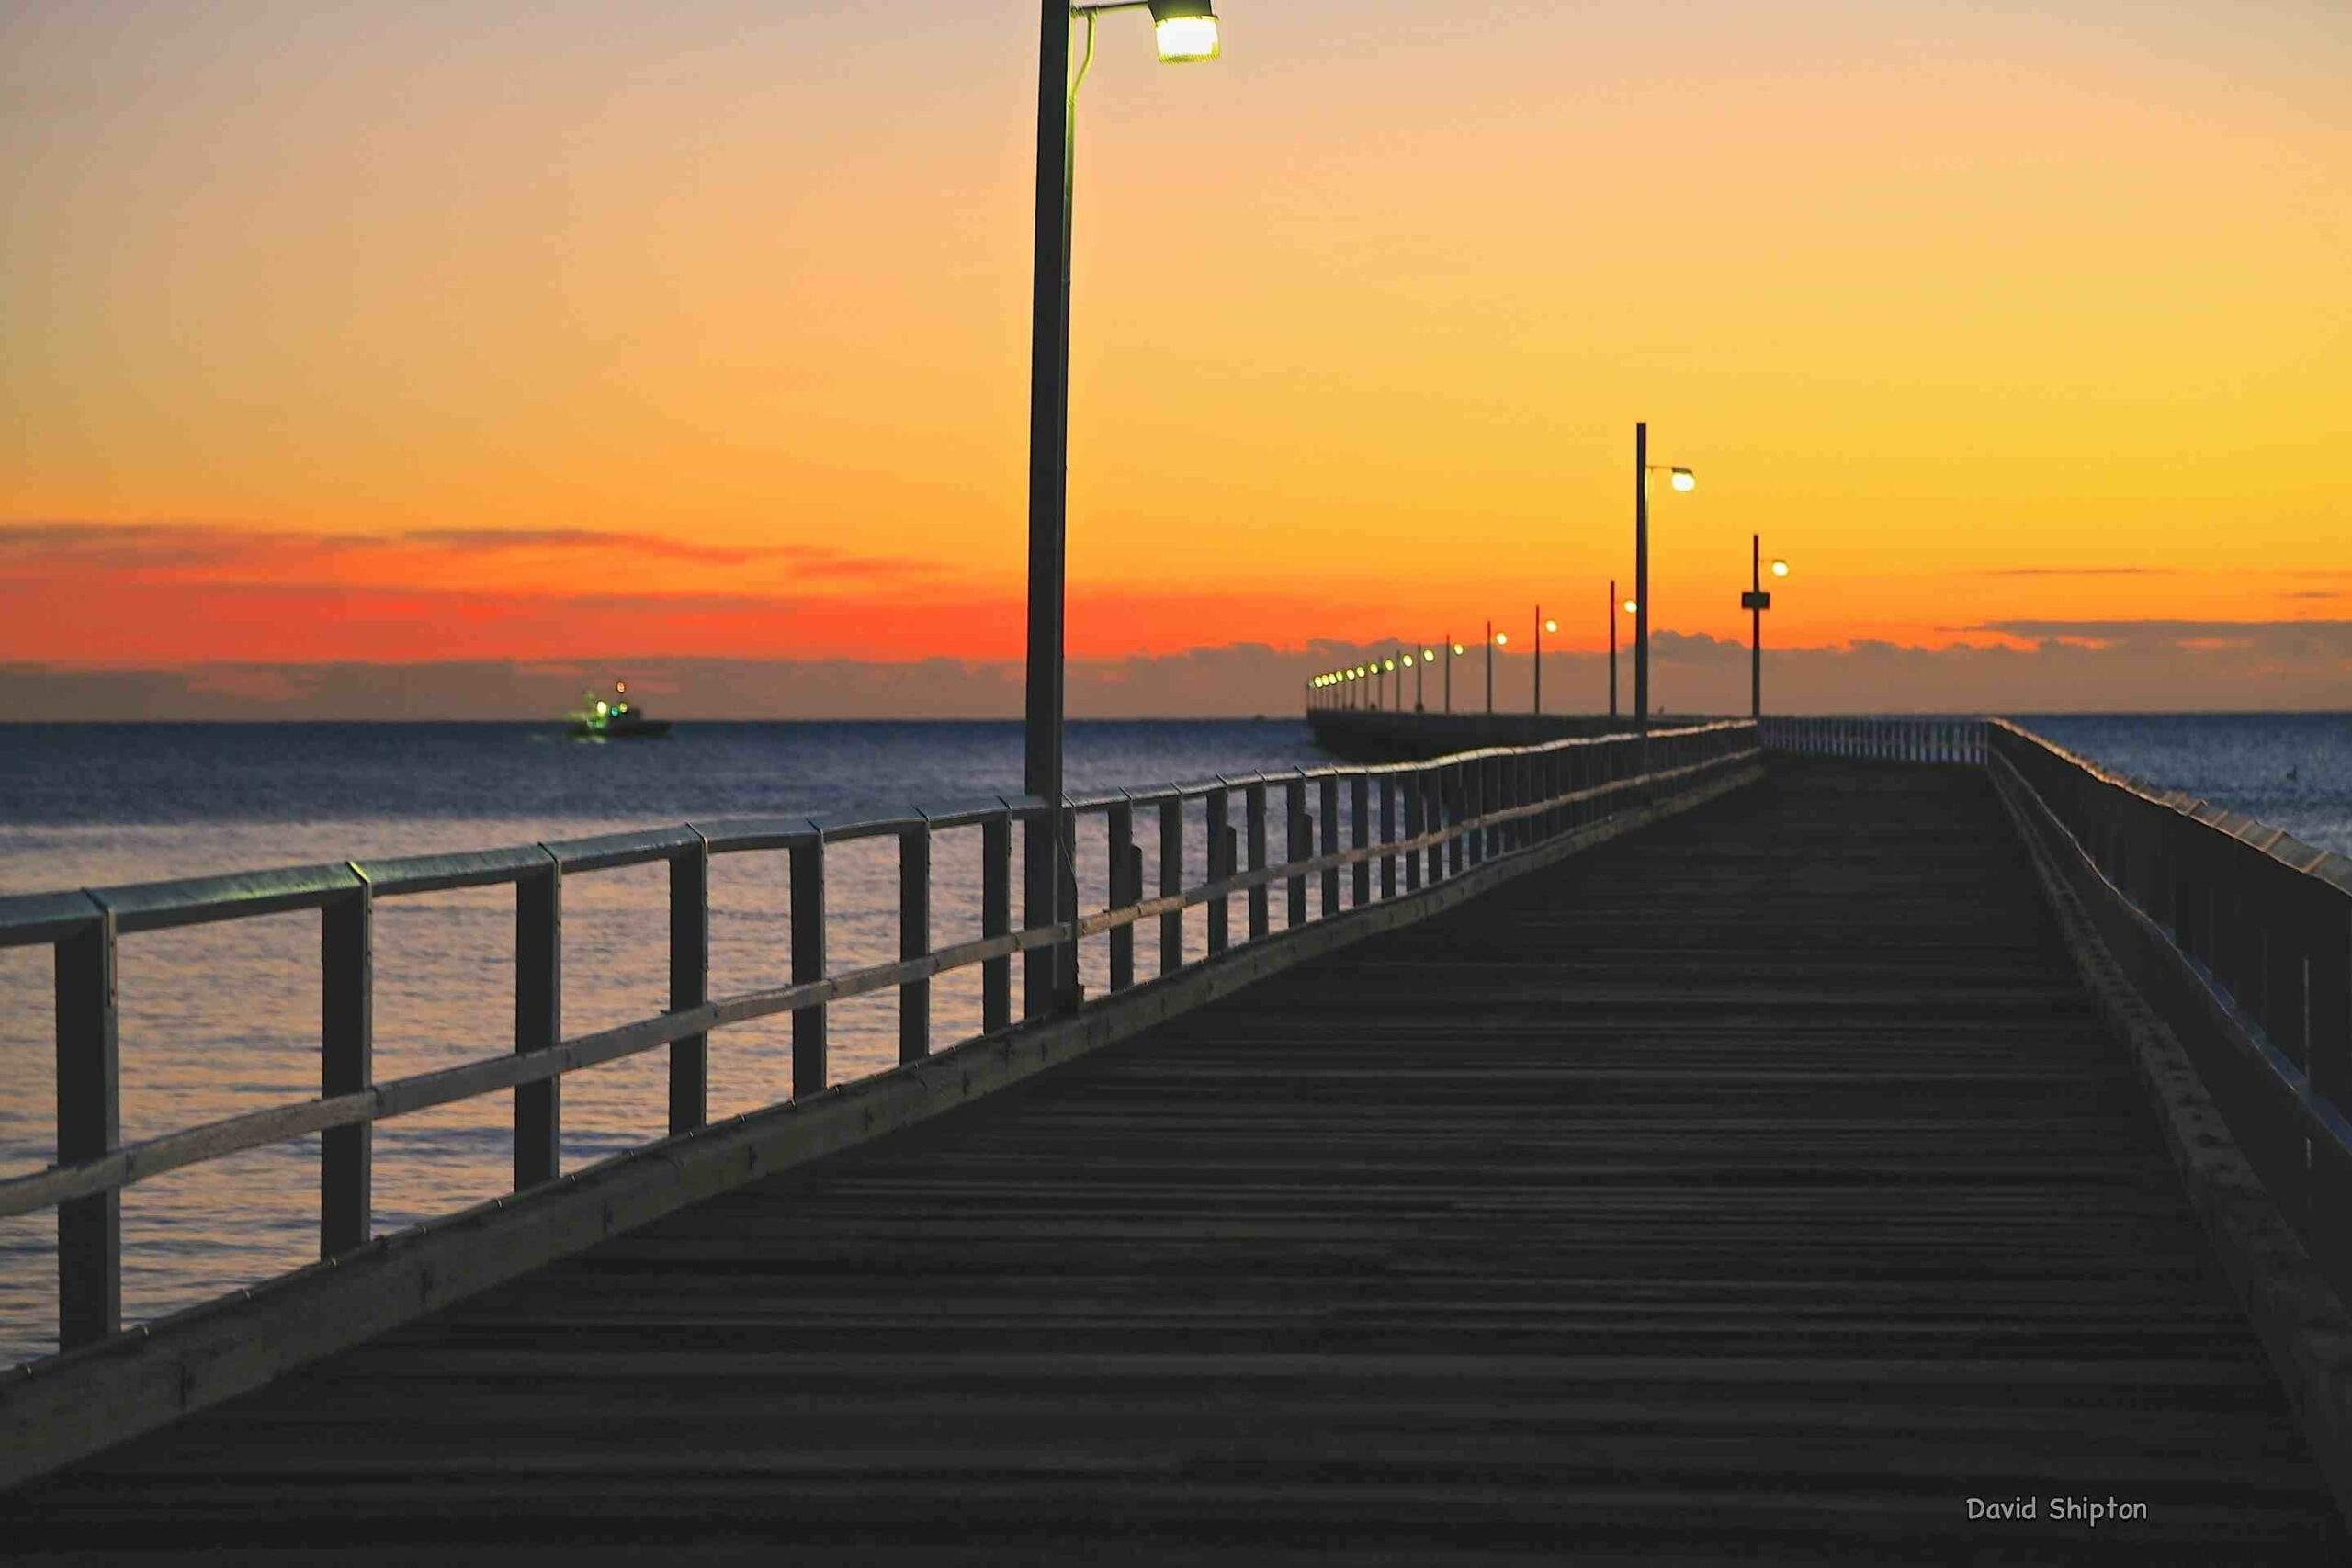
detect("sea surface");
top-left (1, 713), bottom-right (2346, 1366)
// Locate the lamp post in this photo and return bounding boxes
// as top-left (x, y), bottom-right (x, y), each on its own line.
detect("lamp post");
top-left (1633, 422), bottom-right (1694, 736)
top-left (1534, 611), bottom-right (1556, 716)
top-left (1025, 0), bottom-right (1221, 1018)
top-left (1417, 647), bottom-right (1433, 711)
top-left (1485, 621), bottom-right (1498, 715)
top-left (1607, 581), bottom-right (1619, 722)
top-left (1741, 541), bottom-right (1789, 719)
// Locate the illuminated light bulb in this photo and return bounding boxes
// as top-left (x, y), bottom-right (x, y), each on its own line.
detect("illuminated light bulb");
top-left (1771, 559), bottom-right (1790, 578)
top-left (1150, 3), bottom-right (1220, 63)
top-left (1669, 468), bottom-right (1695, 491)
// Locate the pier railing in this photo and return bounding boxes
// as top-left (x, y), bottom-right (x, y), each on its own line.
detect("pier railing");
top-left (1987, 719), bottom-right (2352, 1286)
top-left (0, 720), bottom-right (1760, 1361)
top-left (1758, 715), bottom-right (1986, 764)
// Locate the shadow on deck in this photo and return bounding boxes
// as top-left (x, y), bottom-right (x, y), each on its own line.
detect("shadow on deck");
top-left (10, 760), bottom-right (2343, 1563)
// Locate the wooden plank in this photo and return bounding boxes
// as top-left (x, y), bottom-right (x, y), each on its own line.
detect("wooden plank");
top-left (54, 909), bottom-right (119, 1349)
top-left (668, 840), bottom-right (709, 1134)
top-left (899, 826), bottom-right (930, 1064)
top-left (792, 837), bottom-right (827, 1097)
top-left (983, 813), bottom-right (1012, 1032)
top-left (513, 860), bottom-right (560, 1190)
top-left (320, 884), bottom-right (371, 1258)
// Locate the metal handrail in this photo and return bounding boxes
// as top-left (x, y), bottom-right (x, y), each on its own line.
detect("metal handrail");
top-left (4, 719), bottom-right (1761, 1359)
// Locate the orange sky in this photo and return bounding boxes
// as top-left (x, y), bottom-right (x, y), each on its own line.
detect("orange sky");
top-left (4, 1), bottom-right (2347, 696)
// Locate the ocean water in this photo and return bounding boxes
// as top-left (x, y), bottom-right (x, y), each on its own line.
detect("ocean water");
top-left (0, 719), bottom-right (1338, 1366)
top-left (2017, 713), bottom-right (2352, 860)
top-left (0, 712), bottom-right (2345, 1366)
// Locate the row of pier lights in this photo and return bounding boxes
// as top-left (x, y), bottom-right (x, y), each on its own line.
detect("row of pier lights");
top-left (1305, 436), bottom-right (1791, 725)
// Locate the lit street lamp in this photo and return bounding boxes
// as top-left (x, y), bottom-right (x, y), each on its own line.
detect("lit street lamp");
top-left (1027, 0), bottom-right (1222, 1016)
top-left (1634, 422), bottom-right (1695, 735)
top-left (1742, 540), bottom-right (1789, 719)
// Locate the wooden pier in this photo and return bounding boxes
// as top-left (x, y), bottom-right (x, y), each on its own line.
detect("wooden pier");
top-left (7, 752), bottom-right (2349, 1562)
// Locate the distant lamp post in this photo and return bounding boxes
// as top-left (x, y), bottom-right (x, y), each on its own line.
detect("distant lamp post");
top-left (1740, 539), bottom-right (1788, 719)
top-left (1024, 0), bottom-right (1227, 1021)
top-left (1607, 582), bottom-right (1620, 721)
top-left (1445, 636), bottom-right (1465, 714)
top-left (1634, 423), bottom-right (1695, 734)
top-left (1534, 613), bottom-right (1557, 716)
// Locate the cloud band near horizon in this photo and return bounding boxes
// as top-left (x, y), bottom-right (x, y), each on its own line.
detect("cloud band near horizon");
top-left (5, 620), bottom-right (2344, 721)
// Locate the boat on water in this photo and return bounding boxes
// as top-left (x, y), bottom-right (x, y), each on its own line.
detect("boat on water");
top-left (566, 679), bottom-right (672, 740)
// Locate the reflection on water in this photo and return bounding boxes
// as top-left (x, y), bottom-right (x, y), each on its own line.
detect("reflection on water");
top-left (0, 720), bottom-right (1340, 1364)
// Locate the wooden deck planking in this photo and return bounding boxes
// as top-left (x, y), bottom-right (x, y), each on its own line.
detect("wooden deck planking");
top-left (8, 759), bottom-right (2344, 1562)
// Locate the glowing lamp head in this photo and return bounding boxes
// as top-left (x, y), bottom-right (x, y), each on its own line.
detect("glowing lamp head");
top-left (1421, 648), bottom-right (1435, 660)
top-left (1384, 658), bottom-right (1396, 671)
top-left (1622, 599), bottom-right (1638, 614)
top-left (1400, 654), bottom-right (1414, 667)
top-left (615, 680), bottom-right (627, 695)
top-left (1148, 0), bottom-right (1220, 62)
top-left (1451, 642), bottom-right (1464, 655)
top-left (1493, 632), bottom-right (1509, 647)
top-left (1669, 468), bottom-right (1695, 491)
top-left (1543, 618), bottom-right (1558, 634)
top-left (594, 700), bottom-right (609, 716)
top-left (1771, 559), bottom-right (1790, 578)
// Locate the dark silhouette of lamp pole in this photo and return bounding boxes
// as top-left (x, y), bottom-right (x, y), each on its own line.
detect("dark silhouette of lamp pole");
top-left (1607, 581), bottom-right (1619, 721)
top-left (1025, 0), bottom-right (1220, 1019)
top-left (1533, 610), bottom-right (1556, 716)
top-left (1742, 538), bottom-right (1789, 719)
top-left (1633, 422), bottom-right (1694, 736)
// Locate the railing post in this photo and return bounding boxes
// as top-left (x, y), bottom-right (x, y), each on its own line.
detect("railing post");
top-left (668, 836), bottom-right (709, 1134)
top-left (1206, 785), bottom-right (1230, 954)
top-left (56, 907), bottom-right (119, 1349)
top-left (791, 834), bottom-right (826, 1097)
top-left (1159, 798), bottom-right (1185, 974)
top-left (982, 812), bottom-right (1012, 1032)
top-left (321, 880), bottom-right (372, 1257)
top-left (1351, 775), bottom-right (1372, 907)
top-left (2310, 884), bottom-right (2351, 1120)
top-left (1403, 773), bottom-right (1424, 893)
top-left (1284, 777), bottom-right (1309, 929)
top-left (1446, 763), bottom-right (1466, 876)
top-left (1380, 777), bottom-right (1398, 898)
top-left (1319, 776), bottom-right (1341, 914)
top-left (899, 823), bottom-right (931, 1063)
top-left (1108, 800), bottom-right (1135, 993)
top-left (514, 856), bottom-right (561, 1190)
top-left (1422, 766), bottom-right (1443, 884)
top-left (1245, 781), bottom-right (1270, 941)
